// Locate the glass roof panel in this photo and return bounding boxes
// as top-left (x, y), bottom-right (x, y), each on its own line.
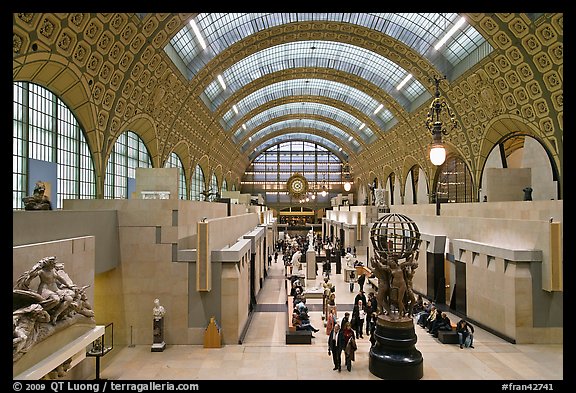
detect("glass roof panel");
top-left (443, 25), bottom-right (491, 66)
top-left (203, 40), bottom-right (426, 111)
top-left (248, 133), bottom-right (349, 161)
top-left (232, 102), bottom-right (374, 142)
top-left (240, 118), bottom-right (360, 153)
top-left (222, 78), bottom-right (392, 131)
top-left (167, 13), bottom-right (490, 81)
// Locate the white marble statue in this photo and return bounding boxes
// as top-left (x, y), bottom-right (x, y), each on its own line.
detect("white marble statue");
top-left (153, 298), bottom-right (166, 320)
top-left (307, 228), bottom-right (315, 252)
top-left (344, 252), bottom-right (355, 268)
top-left (291, 250), bottom-right (303, 272)
top-left (374, 188), bottom-right (386, 207)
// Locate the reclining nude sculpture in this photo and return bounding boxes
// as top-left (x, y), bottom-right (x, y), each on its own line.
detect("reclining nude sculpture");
top-left (13, 256), bottom-right (95, 362)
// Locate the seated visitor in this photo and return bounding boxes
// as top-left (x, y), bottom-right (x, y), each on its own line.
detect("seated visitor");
top-left (417, 302), bottom-right (434, 327)
top-left (456, 319), bottom-right (475, 349)
top-left (429, 312), bottom-right (452, 337)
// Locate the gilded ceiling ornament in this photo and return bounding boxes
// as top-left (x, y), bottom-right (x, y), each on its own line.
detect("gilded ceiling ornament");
top-left (471, 73), bottom-right (504, 117)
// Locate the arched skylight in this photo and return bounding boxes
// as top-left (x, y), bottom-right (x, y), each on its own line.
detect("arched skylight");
top-left (222, 79), bottom-right (394, 131)
top-left (202, 40), bottom-right (427, 112)
top-left (167, 13), bottom-right (490, 82)
top-left (233, 102), bottom-right (375, 143)
top-left (248, 133), bottom-right (349, 162)
top-left (239, 118), bottom-right (361, 153)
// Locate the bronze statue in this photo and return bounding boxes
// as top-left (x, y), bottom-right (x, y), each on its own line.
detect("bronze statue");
top-left (22, 181), bottom-right (52, 210)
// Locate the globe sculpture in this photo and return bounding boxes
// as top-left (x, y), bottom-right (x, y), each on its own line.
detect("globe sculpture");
top-left (368, 213), bottom-right (423, 380)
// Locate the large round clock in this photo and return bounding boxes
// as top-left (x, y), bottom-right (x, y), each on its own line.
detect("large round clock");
top-left (286, 173), bottom-right (309, 198)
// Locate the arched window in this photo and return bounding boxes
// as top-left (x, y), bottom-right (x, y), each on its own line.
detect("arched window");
top-left (191, 164), bottom-right (205, 201)
top-left (210, 173), bottom-right (218, 201)
top-left (434, 155), bottom-right (474, 203)
top-left (242, 141), bottom-right (343, 206)
top-left (164, 152), bottom-right (187, 199)
top-left (104, 131), bottom-right (152, 199)
top-left (221, 178), bottom-right (228, 195)
top-left (13, 82), bottom-right (96, 209)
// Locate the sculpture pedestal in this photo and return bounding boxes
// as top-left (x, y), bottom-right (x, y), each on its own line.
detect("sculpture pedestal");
top-left (369, 315), bottom-right (423, 380)
top-left (306, 250), bottom-right (316, 280)
top-left (151, 317), bottom-right (166, 352)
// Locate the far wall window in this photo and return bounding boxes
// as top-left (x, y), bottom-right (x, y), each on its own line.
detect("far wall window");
top-left (104, 131), bottom-right (152, 199)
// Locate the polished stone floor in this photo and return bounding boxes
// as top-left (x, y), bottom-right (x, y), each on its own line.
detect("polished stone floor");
top-left (96, 253), bottom-right (563, 384)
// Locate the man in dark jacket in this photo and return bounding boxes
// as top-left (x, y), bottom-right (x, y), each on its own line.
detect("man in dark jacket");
top-left (328, 323), bottom-right (345, 371)
top-left (357, 273), bottom-right (366, 292)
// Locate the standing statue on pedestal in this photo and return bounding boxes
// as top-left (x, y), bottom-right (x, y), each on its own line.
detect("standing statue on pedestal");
top-left (291, 250), bottom-right (303, 273)
top-left (307, 227), bottom-right (315, 252)
top-left (368, 213), bottom-right (423, 380)
top-left (374, 188), bottom-right (387, 209)
top-left (151, 298), bottom-right (166, 352)
top-left (368, 178), bottom-right (378, 205)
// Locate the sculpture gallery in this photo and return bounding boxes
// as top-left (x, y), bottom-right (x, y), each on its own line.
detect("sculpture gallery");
top-left (13, 256), bottom-right (95, 362)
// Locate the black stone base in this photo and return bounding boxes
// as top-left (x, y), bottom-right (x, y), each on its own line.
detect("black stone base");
top-left (438, 330), bottom-right (459, 344)
top-left (285, 330), bottom-right (312, 344)
top-left (369, 315), bottom-right (423, 380)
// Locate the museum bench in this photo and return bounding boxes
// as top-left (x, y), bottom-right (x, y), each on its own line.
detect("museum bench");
top-left (286, 295), bottom-right (312, 344)
top-left (437, 324), bottom-right (459, 344)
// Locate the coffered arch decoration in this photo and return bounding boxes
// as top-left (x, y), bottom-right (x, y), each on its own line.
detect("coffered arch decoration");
top-left (475, 113), bottom-right (562, 198)
top-left (12, 55), bottom-right (98, 151)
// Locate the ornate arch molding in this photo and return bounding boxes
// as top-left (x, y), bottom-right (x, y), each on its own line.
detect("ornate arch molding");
top-left (476, 115), bottom-right (562, 198)
top-left (13, 54), bottom-right (99, 151)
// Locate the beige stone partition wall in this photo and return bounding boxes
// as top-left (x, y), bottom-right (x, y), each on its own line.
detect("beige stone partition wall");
top-left (389, 200), bottom-right (563, 344)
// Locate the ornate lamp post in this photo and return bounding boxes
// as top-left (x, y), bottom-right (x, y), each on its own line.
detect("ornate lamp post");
top-left (425, 75), bottom-right (459, 166)
top-left (342, 162), bottom-right (352, 191)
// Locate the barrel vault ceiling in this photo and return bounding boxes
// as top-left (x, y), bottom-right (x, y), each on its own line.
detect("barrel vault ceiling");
top-left (13, 13), bottom-right (563, 196)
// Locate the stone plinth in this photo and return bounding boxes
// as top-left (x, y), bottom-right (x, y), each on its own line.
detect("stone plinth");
top-left (306, 250), bottom-right (316, 280)
top-left (151, 317), bottom-right (166, 352)
top-left (369, 315), bottom-right (423, 380)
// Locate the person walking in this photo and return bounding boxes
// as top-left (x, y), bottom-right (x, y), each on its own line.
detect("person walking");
top-left (357, 272), bottom-right (366, 292)
top-left (342, 322), bottom-right (357, 371)
top-left (327, 323), bottom-right (345, 371)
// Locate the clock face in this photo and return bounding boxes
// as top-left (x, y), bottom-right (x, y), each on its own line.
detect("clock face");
top-left (287, 173), bottom-right (308, 198)
top-left (291, 179), bottom-right (304, 193)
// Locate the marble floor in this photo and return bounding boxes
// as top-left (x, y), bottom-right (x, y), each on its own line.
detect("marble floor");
top-left (96, 255), bottom-right (563, 384)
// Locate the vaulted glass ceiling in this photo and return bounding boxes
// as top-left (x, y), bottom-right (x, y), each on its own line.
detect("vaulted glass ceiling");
top-left (221, 78), bottom-right (395, 131)
top-left (201, 40), bottom-right (427, 113)
top-left (169, 13), bottom-right (489, 81)
top-left (165, 12), bottom-right (491, 160)
top-left (240, 118), bottom-right (362, 153)
top-left (233, 102), bottom-right (375, 143)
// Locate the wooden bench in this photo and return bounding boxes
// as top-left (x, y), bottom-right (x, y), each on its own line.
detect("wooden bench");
top-left (286, 295), bottom-right (312, 344)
